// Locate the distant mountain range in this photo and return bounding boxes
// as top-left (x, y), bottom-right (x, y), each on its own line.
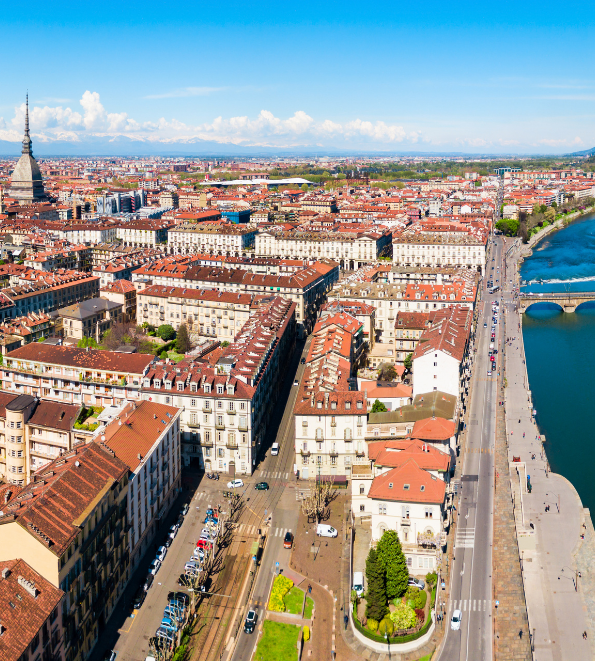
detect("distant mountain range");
top-left (568, 146), bottom-right (595, 157)
top-left (0, 135), bottom-right (576, 159)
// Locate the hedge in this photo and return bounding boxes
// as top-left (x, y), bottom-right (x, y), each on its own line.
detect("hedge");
top-left (352, 603), bottom-right (433, 645)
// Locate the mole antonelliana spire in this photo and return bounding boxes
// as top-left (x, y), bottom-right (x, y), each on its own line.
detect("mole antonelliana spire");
top-left (7, 94), bottom-right (48, 204)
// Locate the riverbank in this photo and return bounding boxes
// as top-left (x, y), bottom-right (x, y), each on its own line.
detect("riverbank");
top-left (517, 204), bottom-right (595, 263)
top-left (502, 239), bottom-right (595, 658)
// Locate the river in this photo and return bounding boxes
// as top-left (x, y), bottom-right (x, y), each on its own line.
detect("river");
top-left (520, 213), bottom-right (595, 519)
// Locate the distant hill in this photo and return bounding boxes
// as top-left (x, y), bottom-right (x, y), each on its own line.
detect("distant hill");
top-left (567, 146), bottom-right (595, 157)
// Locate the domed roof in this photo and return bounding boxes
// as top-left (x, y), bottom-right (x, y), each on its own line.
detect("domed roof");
top-left (8, 95), bottom-right (47, 204)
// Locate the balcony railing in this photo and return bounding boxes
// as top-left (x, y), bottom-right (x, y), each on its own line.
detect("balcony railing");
top-left (187, 421), bottom-right (200, 429)
top-left (300, 449), bottom-right (311, 457)
top-left (215, 422), bottom-right (225, 430)
top-left (238, 423), bottom-right (248, 432)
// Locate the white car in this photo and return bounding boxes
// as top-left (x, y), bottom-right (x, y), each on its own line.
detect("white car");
top-left (148, 559), bottom-right (161, 576)
top-left (169, 524), bottom-right (179, 539)
top-left (451, 609), bottom-right (462, 631)
top-left (227, 479), bottom-right (244, 489)
top-left (156, 546), bottom-right (167, 562)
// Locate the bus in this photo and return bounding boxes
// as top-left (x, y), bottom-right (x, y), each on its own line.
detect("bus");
top-left (488, 286), bottom-right (500, 294)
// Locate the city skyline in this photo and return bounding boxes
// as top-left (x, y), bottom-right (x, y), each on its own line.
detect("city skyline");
top-left (1, 0), bottom-right (595, 154)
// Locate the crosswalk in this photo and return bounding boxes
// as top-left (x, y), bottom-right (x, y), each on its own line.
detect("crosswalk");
top-left (455, 527), bottom-right (475, 549)
top-left (467, 447), bottom-right (494, 454)
top-left (256, 470), bottom-right (289, 479)
top-left (451, 599), bottom-right (492, 612)
top-left (234, 523), bottom-right (291, 537)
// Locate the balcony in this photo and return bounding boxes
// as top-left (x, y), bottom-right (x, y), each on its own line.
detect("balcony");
top-left (226, 442), bottom-right (238, 450)
top-left (215, 421), bottom-right (225, 430)
top-left (227, 409), bottom-right (236, 415)
top-left (202, 404), bottom-right (212, 413)
top-left (400, 517), bottom-right (411, 526)
top-left (330, 421), bottom-right (336, 427)
top-left (238, 423), bottom-right (248, 432)
top-left (329, 451), bottom-right (339, 458)
top-left (355, 449), bottom-right (365, 457)
top-left (201, 437), bottom-right (213, 447)
top-left (300, 449), bottom-right (311, 457)
top-left (187, 420), bottom-right (200, 429)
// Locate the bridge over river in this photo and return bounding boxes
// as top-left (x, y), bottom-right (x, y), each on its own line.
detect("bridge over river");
top-left (520, 291), bottom-right (595, 313)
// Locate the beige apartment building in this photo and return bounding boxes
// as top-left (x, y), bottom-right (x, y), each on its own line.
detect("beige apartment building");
top-left (57, 298), bottom-right (123, 341)
top-left (0, 393), bottom-right (80, 485)
top-left (137, 285), bottom-right (253, 340)
top-left (0, 442), bottom-right (129, 661)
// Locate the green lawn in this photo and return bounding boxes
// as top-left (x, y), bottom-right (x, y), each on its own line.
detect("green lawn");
top-left (167, 351), bottom-right (186, 363)
top-left (304, 596), bottom-right (314, 619)
top-left (283, 587), bottom-right (304, 615)
top-left (254, 621), bottom-right (299, 661)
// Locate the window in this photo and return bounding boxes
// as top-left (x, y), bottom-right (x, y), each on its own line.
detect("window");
top-left (191, 399), bottom-right (197, 407)
top-left (403, 484), bottom-right (410, 491)
top-left (378, 503), bottom-right (387, 515)
top-left (217, 385), bottom-right (224, 394)
top-left (420, 485), bottom-right (425, 492)
top-left (359, 484), bottom-right (365, 495)
top-left (359, 505), bottom-right (365, 512)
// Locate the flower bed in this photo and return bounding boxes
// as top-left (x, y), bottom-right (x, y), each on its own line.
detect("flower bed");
top-left (268, 575), bottom-right (294, 612)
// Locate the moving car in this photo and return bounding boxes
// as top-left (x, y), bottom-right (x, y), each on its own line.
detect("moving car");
top-left (300, 357), bottom-right (306, 364)
top-left (284, 531), bottom-right (293, 549)
top-left (451, 609), bottom-right (462, 631)
top-left (271, 442), bottom-right (280, 455)
top-left (227, 479), bottom-right (244, 489)
top-left (244, 610), bottom-right (258, 634)
top-left (293, 380), bottom-right (299, 386)
top-left (255, 482), bottom-right (269, 490)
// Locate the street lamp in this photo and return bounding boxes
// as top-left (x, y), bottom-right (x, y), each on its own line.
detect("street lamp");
top-left (546, 492), bottom-right (560, 513)
top-left (560, 566), bottom-right (579, 592)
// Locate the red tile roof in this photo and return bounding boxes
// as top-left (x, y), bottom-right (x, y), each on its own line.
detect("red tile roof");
top-left (412, 417), bottom-right (456, 441)
top-left (368, 460), bottom-right (446, 504)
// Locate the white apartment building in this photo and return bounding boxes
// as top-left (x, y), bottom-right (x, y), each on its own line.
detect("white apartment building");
top-left (393, 232), bottom-right (487, 274)
top-left (57, 224), bottom-right (117, 244)
top-left (168, 224), bottom-right (257, 255)
top-left (102, 400), bottom-right (182, 570)
top-left (255, 229), bottom-right (391, 270)
top-left (116, 221), bottom-right (170, 248)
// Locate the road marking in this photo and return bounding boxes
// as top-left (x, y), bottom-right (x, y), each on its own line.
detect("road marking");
top-left (455, 528), bottom-right (475, 549)
top-left (473, 600), bottom-right (476, 611)
top-left (463, 600), bottom-right (467, 611)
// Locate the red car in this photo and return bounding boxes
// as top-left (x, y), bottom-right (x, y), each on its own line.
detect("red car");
top-left (196, 539), bottom-right (213, 550)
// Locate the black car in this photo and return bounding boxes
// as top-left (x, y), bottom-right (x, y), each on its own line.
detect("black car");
top-left (244, 609), bottom-right (258, 634)
top-left (143, 574), bottom-right (154, 591)
top-left (132, 586), bottom-right (146, 610)
top-left (300, 358), bottom-right (306, 364)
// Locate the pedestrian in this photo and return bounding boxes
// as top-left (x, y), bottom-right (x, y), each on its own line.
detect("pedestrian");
top-left (308, 584), bottom-right (312, 594)
top-left (584, 631), bottom-right (588, 640)
top-left (344, 614), bottom-right (348, 629)
top-left (519, 630), bottom-right (523, 639)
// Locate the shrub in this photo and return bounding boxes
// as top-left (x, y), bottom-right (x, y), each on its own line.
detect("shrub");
top-left (157, 324), bottom-right (176, 341)
top-left (268, 575), bottom-right (294, 612)
top-left (414, 608), bottom-right (425, 622)
top-left (303, 625), bottom-right (310, 642)
top-left (389, 603), bottom-right (416, 630)
top-left (407, 589), bottom-right (427, 610)
top-left (378, 618), bottom-right (394, 637)
top-left (425, 572), bottom-right (437, 587)
top-left (366, 618), bottom-right (378, 632)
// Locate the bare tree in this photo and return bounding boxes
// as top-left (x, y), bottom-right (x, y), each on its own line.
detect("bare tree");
top-left (301, 475), bottom-right (335, 523)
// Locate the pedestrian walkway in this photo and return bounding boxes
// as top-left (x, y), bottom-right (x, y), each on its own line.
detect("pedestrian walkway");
top-left (255, 470), bottom-right (290, 479)
top-left (450, 599), bottom-right (492, 612)
top-left (501, 242), bottom-right (594, 659)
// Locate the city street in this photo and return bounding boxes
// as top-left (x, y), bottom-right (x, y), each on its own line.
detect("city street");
top-left (438, 237), bottom-right (502, 661)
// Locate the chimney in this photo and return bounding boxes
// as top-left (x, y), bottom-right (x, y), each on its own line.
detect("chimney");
top-left (1, 568), bottom-right (10, 579)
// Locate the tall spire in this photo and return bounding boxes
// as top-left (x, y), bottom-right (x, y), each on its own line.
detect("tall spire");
top-left (22, 93), bottom-right (32, 156)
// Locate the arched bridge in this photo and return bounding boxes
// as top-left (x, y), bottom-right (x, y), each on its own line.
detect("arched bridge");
top-left (520, 292), bottom-right (595, 313)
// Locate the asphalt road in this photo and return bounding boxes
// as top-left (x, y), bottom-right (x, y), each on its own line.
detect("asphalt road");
top-left (438, 236), bottom-right (504, 661)
top-left (229, 339), bottom-right (311, 661)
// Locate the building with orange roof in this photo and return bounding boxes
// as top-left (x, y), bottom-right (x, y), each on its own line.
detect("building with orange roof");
top-left (102, 400), bottom-right (182, 569)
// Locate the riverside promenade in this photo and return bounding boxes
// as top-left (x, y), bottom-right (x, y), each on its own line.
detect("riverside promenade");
top-left (502, 238), bottom-right (595, 660)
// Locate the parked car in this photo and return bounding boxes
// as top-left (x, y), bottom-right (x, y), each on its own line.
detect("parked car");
top-left (184, 561), bottom-right (200, 572)
top-left (168, 592), bottom-right (189, 609)
top-left (132, 586), bottom-right (146, 610)
top-left (193, 547), bottom-right (205, 559)
top-left (451, 609), bottom-right (462, 631)
top-left (284, 531), bottom-right (293, 549)
top-left (244, 610), bottom-right (258, 634)
top-left (316, 524), bottom-right (338, 538)
top-left (196, 539), bottom-right (213, 550)
top-left (143, 574), bottom-right (154, 591)
top-left (293, 380), bottom-right (299, 386)
top-left (155, 627), bottom-right (175, 644)
top-left (407, 577), bottom-right (425, 589)
top-left (164, 537), bottom-right (173, 549)
top-left (227, 479), bottom-right (244, 489)
top-left (169, 524), bottom-right (179, 539)
top-left (148, 559), bottom-right (161, 576)
top-left (104, 651), bottom-right (116, 661)
top-left (300, 357), bottom-right (306, 364)
top-left (156, 546), bottom-right (167, 562)
top-left (255, 482), bottom-right (269, 491)
top-left (181, 503), bottom-right (189, 516)
top-left (160, 617), bottom-right (178, 633)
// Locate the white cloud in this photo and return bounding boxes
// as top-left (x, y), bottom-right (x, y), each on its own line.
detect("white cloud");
top-left (0, 90), bottom-right (418, 148)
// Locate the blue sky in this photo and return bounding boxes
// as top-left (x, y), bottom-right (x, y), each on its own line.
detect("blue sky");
top-left (1, 0), bottom-right (595, 153)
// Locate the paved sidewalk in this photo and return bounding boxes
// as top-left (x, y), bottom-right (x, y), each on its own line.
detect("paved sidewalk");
top-left (502, 243), bottom-right (595, 660)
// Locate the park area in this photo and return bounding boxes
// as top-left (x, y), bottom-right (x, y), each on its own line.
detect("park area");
top-left (254, 621), bottom-right (300, 661)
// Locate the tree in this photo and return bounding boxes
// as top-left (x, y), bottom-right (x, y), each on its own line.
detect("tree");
top-left (376, 530), bottom-right (409, 600)
top-left (389, 603), bottom-right (416, 630)
top-left (371, 399), bottom-right (387, 413)
top-left (403, 353), bottom-right (413, 372)
top-left (365, 547), bottom-right (387, 621)
top-left (301, 183), bottom-right (308, 192)
top-left (378, 362), bottom-right (397, 381)
top-left (77, 337), bottom-right (99, 349)
top-left (176, 323), bottom-right (191, 353)
top-left (157, 324), bottom-right (176, 341)
top-left (301, 476), bottom-right (334, 523)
